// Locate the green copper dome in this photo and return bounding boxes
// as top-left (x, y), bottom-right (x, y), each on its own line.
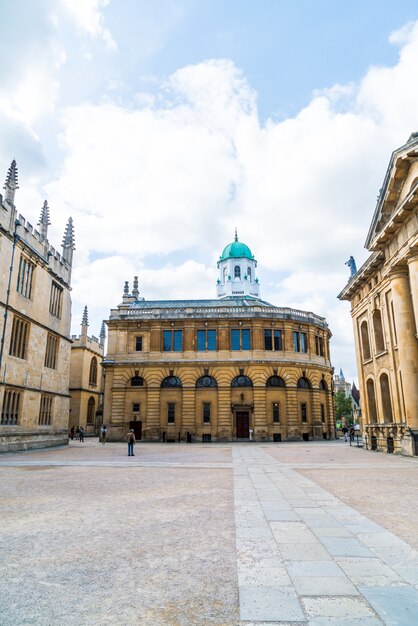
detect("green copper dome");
top-left (220, 233), bottom-right (254, 261)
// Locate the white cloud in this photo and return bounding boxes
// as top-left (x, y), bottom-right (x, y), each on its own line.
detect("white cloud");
top-left (59, 0), bottom-right (117, 50)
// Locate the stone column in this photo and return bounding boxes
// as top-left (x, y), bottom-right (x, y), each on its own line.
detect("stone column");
top-left (390, 268), bottom-right (418, 429)
top-left (182, 386), bottom-right (196, 436)
top-left (217, 386), bottom-right (232, 440)
top-left (252, 385), bottom-right (267, 439)
top-left (407, 254), bottom-right (418, 336)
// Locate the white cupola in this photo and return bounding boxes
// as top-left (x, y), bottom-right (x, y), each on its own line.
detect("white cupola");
top-left (216, 230), bottom-right (260, 298)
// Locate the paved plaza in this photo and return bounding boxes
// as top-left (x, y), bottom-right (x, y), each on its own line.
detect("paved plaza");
top-left (1, 441), bottom-right (418, 625)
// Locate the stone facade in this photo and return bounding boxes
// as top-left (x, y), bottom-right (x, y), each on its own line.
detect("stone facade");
top-left (0, 161), bottom-right (74, 452)
top-left (104, 240), bottom-right (334, 442)
top-left (339, 134), bottom-right (418, 455)
top-left (69, 308), bottom-right (105, 434)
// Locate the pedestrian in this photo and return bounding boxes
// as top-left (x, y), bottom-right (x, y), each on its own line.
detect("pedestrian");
top-left (349, 424), bottom-right (355, 446)
top-left (342, 425), bottom-right (348, 442)
top-left (76, 426), bottom-right (80, 440)
top-left (70, 426), bottom-right (75, 440)
top-left (127, 429), bottom-right (135, 456)
top-left (101, 425), bottom-right (107, 445)
top-left (79, 426), bottom-right (85, 442)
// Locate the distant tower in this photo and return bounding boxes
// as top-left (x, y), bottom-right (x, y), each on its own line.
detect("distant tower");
top-left (339, 368), bottom-right (345, 380)
top-left (81, 306), bottom-right (89, 338)
top-left (217, 230), bottom-right (260, 298)
top-left (3, 159), bottom-right (19, 206)
top-left (38, 200), bottom-right (51, 240)
top-left (62, 217), bottom-right (75, 267)
top-left (132, 276), bottom-right (139, 299)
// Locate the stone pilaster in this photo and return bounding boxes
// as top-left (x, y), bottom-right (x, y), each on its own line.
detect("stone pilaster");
top-left (390, 268), bottom-right (418, 428)
top-left (182, 386), bottom-right (196, 435)
top-left (407, 254), bottom-right (418, 336)
top-left (217, 387), bottom-right (232, 439)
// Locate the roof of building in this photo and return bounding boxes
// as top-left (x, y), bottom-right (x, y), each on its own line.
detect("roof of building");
top-left (220, 232), bottom-right (254, 261)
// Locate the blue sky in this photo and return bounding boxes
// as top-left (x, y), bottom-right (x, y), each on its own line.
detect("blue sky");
top-left (1, 0), bottom-right (418, 382)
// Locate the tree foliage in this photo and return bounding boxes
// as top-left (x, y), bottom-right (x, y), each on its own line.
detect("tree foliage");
top-left (334, 390), bottom-right (353, 420)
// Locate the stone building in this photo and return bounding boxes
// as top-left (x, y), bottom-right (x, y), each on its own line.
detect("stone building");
top-left (69, 306), bottom-right (105, 434)
top-left (0, 160), bottom-right (74, 452)
top-left (103, 235), bottom-right (334, 442)
top-left (339, 133), bottom-right (418, 455)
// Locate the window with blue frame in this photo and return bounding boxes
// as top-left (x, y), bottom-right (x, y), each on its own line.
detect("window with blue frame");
top-left (293, 331), bottom-right (307, 353)
top-left (197, 329), bottom-right (216, 351)
top-left (163, 329), bottom-right (183, 352)
top-left (264, 329), bottom-right (283, 351)
top-left (231, 328), bottom-right (251, 350)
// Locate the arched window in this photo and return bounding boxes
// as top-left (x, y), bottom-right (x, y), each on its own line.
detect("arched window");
top-left (319, 379), bottom-right (328, 391)
top-left (266, 376), bottom-right (286, 388)
top-left (361, 320), bottom-right (371, 361)
top-left (87, 397), bottom-right (95, 424)
top-left (297, 377), bottom-right (311, 389)
top-left (366, 379), bottom-right (377, 423)
top-left (196, 375), bottom-right (217, 388)
top-left (380, 373), bottom-right (393, 423)
top-left (161, 376), bottom-right (182, 388)
top-left (131, 376), bottom-right (144, 387)
top-left (89, 357), bottom-right (98, 385)
top-left (234, 265), bottom-right (241, 279)
top-left (247, 267), bottom-right (251, 281)
top-left (231, 375), bottom-right (253, 387)
top-left (223, 268), bottom-right (227, 282)
top-left (373, 310), bottom-right (385, 353)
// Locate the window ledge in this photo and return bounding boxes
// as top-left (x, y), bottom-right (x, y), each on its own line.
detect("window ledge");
top-left (375, 349), bottom-right (388, 358)
top-left (362, 357), bottom-right (373, 365)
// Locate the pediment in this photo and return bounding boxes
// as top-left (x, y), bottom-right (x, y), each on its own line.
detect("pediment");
top-left (365, 134), bottom-right (418, 249)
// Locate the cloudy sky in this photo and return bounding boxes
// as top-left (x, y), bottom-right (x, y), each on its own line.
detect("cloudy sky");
top-left (2, 0), bottom-right (418, 382)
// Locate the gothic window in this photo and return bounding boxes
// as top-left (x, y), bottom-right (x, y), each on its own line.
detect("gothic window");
top-left (87, 397), bottom-right (95, 424)
top-left (231, 375), bottom-right (253, 387)
top-left (373, 310), bottom-right (385, 354)
top-left (16, 256), bottom-right (35, 299)
top-left (161, 376), bottom-right (182, 388)
top-left (366, 378), bottom-right (378, 423)
top-left (360, 320), bottom-right (371, 361)
top-left (9, 316), bottom-right (29, 359)
top-left (297, 377), bottom-right (311, 389)
top-left (266, 376), bottom-right (286, 388)
top-left (131, 376), bottom-right (144, 387)
top-left (196, 375), bottom-right (217, 388)
top-left (380, 373), bottom-right (393, 423)
top-left (1, 389), bottom-right (21, 425)
top-left (197, 329), bottom-right (216, 351)
top-left (44, 334), bottom-right (59, 369)
top-left (38, 395), bottom-right (53, 426)
top-left (49, 282), bottom-right (63, 318)
top-left (231, 329), bottom-right (251, 350)
top-left (234, 265), bottom-right (241, 279)
top-left (89, 357), bottom-right (98, 385)
top-left (163, 330), bottom-right (183, 352)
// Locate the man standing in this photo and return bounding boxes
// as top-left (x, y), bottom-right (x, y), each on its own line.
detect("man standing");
top-left (101, 425), bottom-right (107, 445)
top-left (127, 429), bottom-right (135, 456)
top-left (79, 426), bottom-right (85, 442)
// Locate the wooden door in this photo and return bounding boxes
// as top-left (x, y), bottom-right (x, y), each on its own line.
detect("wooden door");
top-left (236, 411), bottom-right (249, 438)
top-left (129, 421), bottom-right (142, 441)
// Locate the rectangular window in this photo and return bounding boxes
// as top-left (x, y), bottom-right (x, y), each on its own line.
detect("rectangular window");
top-left (203, 402), bottom-right (211, 423)
top-left (197, 329), bottom-right (217, 351)
top-left (301, 403), bottom-right (307, 422)
top-left (1, 389), bottom-right (21, 425)
top-left (163, 330), bottom-right (172, 351)
top-left (44, 333), bottom-right (59, 369)
top-left (132, 403), bottom-right (140, 413)
top-left (173, 330), bottom-right (182, 351)
top-left (163, 329), bottom-right (183, 352)
top-left (38, 395), bottom-right (53, 426)
top-left (265, 329), bottom-right (282, 351)
top-left (16, 256), bottom-right (35, 299)
top-left (135, 336), bottom-right (143, 351)
top-left (231, 328), bottom-right (251, 350)
top-left (320, 404), bottom-right (325, 422)
top-left (272, 402), bottom-right (280, 423)
top-left (49, 282), bottom-right (63, 318)
top-left (315, 336), bottom-right (324, 356)
top-left (9, 316), bottom-right (29, 359)
top-left (167, 403), bottom-right (175, 423)
top-left (294, 331), bottom-right (307, 353)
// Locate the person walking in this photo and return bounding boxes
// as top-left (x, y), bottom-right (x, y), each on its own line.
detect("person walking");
top-left (79, 426), bottom-right (85, 442)
top-left (342, 425), bottom-right (348, 442)
top-left (349, 424), bottom-right (355, 446)
top-left (101, 425), bottom-right (107, 445)
top-left (127, 429), bottom-right (135, 456)
top-left (70, 426), bottom-right (75, 440)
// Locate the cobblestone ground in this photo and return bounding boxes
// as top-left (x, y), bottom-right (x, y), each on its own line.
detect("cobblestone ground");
top-left (1, 440), bottom-right (418, 625)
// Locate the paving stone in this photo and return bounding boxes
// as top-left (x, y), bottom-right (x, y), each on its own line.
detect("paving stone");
top-left (319, 537), bottom-right (374, 557)
top-left (271, 521), bottom-right (318, 544)
top-left (357, 532), bottom-right (409, 549)
top-left (288, 560), bottom-right (345, 578)
top-left (292, 575), bottom-right (358, 596)
top-left (312, 526), bottom-right (354, 538)
top-left (359, 586), bottom-right (418, 625)
top-left (308, 618), bottom-right (383, 626)
top-left (279, 543), bottom-right (332, 561)
top-left (336, 557), bottom-right (402, 586)
top-left (302, 596), bottom-right (379, 619)
top-left (239, 585), bottom-right (305, 622)
top-left (238, 564), bottom-right (292, 587)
